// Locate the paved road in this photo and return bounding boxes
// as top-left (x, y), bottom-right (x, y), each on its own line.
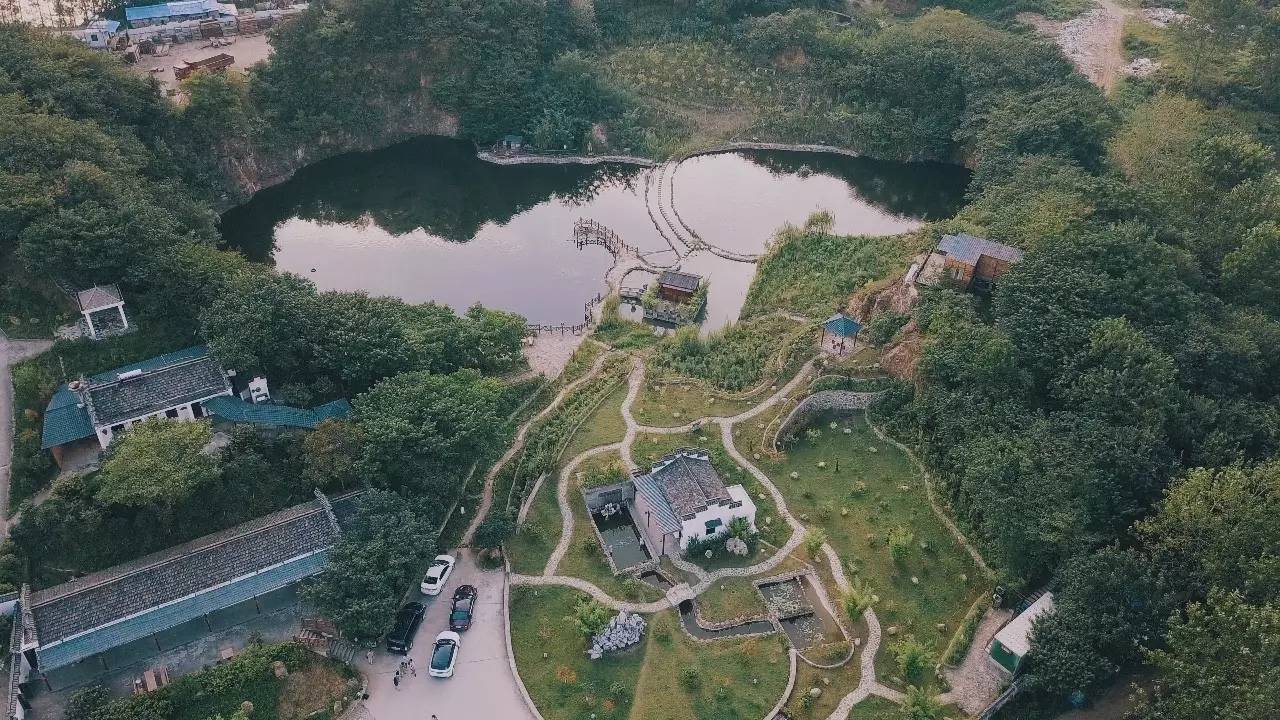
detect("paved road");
top-left (0, 336), bottom-right (54, 534)
top-left (358, 549), bottom-right (536, 720)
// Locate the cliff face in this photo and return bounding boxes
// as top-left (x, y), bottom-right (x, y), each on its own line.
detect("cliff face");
top-left (214, 104), bottom-right (460, 211)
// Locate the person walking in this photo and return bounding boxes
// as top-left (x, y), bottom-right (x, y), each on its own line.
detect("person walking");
top-left (407, 657), bottom-right (417, 676)
top-left (393, 672), bottom-right (401, 691)
top-left (365, 650), bottom-right (374, 665)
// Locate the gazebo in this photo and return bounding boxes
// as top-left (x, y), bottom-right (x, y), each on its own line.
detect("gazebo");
top-left (821, 312), bottom-right (862, 354)
top-left (75, 285), bottom-right (128, 340)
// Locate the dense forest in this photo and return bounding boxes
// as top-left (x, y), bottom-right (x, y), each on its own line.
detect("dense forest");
top-left (2, 0), bottom-right (1280, 716)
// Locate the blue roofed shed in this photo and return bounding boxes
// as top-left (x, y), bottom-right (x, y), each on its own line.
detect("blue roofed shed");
top-left (203, 397), bottom-right (351, 430)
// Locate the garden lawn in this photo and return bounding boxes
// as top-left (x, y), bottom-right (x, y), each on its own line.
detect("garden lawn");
top-left (843, 695), bottom-right (905, 720)
top-left (563, 383), bottom-right (630, 457)
top-left (741, 225), bottom-right (911, 320)
top-left (627, 610), bottom-right (790, 720)
top-left (748, 413), bottom-right (987, 679)
top-left (510, 585), bottom-right (646, 720)
top-left (508, 477), bottom-right (563, 575)
top-left (787, 661), bottom-right (862, 720)
top-left (694, 576), bottom-right (768, 625)
top-left (631, 380), bottom-right (764, 428)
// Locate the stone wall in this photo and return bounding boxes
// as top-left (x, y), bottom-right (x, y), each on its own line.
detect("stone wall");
top-left (773, 391), bottom-right (884, 451)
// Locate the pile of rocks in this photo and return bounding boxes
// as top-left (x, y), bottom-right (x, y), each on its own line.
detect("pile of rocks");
top-left (588, 611), bottom-right (647, 659)
top-left (1142, 8), bottom-right (1188, 28)
top-left (1124, 57), bottom-right (1161, 77)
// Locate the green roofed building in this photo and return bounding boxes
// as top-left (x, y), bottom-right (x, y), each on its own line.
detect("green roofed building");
top-left (9, 490), bottom-right (362, 700)
top-left (40, 346), bottom-right (350, 468)
top-left (989, 592), bottom-right (1055, 674)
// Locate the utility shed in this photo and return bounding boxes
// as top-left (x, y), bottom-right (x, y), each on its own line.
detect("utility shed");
top-left (656, 271), bottom-right (702, 302)
top-left (990, 592), bottom-right (1055, 673)
top-left (19, 491), bottom-right (362, 674)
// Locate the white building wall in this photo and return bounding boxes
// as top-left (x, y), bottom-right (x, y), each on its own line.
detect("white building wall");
top-left (677, 484), bottom-right (757, 550)
top-left (93, 389), bottom-right (232, 448)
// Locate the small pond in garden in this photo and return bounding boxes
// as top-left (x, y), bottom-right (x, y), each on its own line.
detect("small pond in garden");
top-left (220, 136), bottom-right (970, 328)
top-left (593, 506), bottom-right (652, 571)
top-left (759, 575), bottom-right (845, 650)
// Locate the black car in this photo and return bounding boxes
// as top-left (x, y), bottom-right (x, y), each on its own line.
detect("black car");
top-left (449, 585), bottom-right (477, 631)
top-left (386, 601), bottom-right (425, 653)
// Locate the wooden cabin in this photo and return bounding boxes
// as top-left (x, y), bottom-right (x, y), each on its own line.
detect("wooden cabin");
top-left (919, 233), bottom-right (1024, 292)
top-left (656, 271), bottom-right (702, 302)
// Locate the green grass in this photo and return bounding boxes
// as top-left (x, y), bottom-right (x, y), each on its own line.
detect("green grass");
top-left (511, 585), bottom-right (646, 720)
top-left (0, 252), bottom-right (73, 339)
top-left (627, 610), bottom-right (790, 720)
top-left (631, 379), bottom-right (763, 428)
top-left (787, 661), bottom-right (864, 720)
top-left (651, 314), bottom-right (812, 393)
top-left (738, 412), bottom-right (986, 682)
top-left (842, 695), bottom-right (906, 720)
top-left (604, 41), bottom-right (783, 155)
top-left (694, 576), bottom-right (767, 624)
top-left (509, 476), bottom-right (563, 575)
top-left (742, 222), bottom-right (912, 320)
top-left (562, 383), bottom-right (630, 457)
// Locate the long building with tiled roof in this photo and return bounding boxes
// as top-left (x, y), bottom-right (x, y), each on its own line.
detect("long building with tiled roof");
top-left (14, 491), bottom-right (361, 677)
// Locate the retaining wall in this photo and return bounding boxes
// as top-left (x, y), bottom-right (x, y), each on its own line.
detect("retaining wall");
top-left (773, 390), bottom-right (884, 451)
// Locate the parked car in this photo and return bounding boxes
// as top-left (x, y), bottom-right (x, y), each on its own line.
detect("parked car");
top-left (385, 601), bottom-right (425, 654)
top-left (420, 554), bottom-right (456, 595)
top-left (449, 585), bottom-right (477, 631)
top-left (429, 631), bottom-right (461, 678)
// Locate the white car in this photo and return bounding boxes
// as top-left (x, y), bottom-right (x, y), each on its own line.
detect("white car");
top-left (429, 631), bottom-right (461, 678)
top-left (420, 554), bottom-right (456, 595)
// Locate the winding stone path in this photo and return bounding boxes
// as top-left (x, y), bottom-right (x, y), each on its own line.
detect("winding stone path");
top-left (461, 345), bottom-right (615, 546)
top-left (505, 354), bottom-right (982, 719)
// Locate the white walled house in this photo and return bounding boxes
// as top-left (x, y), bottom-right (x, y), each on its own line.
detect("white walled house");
top-left (632, 449), bottom-right (757, 554)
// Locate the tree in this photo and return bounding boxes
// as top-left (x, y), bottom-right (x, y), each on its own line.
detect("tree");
top-left (568, 596), bottom-right (611, 637)
top-left (472, 514), bottom-right (515, 550)
top-left (1221, 222), bottom-right (1280, 317)
top-left (1133, 590), bottom-right (1280, 720)
top-left (303, 420), bottom-right (367, 492)
top-left (1139, 462), bottom-right (1280, 604)
top-left (95, 420), bottom-right (219, 513)
top-left (302, 490), bottom-right (432, 640)
top-left (900, 685), bottom-right (944, 720)
top-left (354, 370), bottom-right (505, 500)
top-left (893, 635), bottom-right (931, 685)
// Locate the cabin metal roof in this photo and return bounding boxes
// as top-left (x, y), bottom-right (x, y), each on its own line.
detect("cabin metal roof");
top-left (937, 233), bottom-right (1024, 266)
top-left (993, 593), bottom-right (1055, 657)
top-left (125, 0), bottom-right (216, 20)
top-left (632, 473), bottom-right (681, 534)
top-left (657, 271), bottom-right (702, 293)
top-left (40, 385), bottom-right (96, 449)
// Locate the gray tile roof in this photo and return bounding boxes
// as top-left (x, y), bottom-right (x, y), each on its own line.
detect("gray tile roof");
top-left (937, 233), bottom-right (1024, 266)
top-left (84, 347), bottom-right (230, 426)
top-left (658, 271), bottom-right (702, 293)
top-left (632, 473), bottom-right (681, 533)
top-left (28, 491), bottom-right (363, 644)
top-left (645, 449), bottom-right (729, 520)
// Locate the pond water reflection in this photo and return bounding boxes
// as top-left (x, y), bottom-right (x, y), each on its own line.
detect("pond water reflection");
top-left (220, 137), bottom-right (969, 326)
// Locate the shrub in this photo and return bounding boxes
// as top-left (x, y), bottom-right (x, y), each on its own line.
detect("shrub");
top-left (887, 526), bottom-right (915, 564)
top-left (804, 528), bottom-right (828, 559)
top-left (569, 597), bottom-right (612, 637)
top-left (900, 685), bottom-right (945, 720)
top-left (841, 578), bottom-right (875, 621)
top-left (894, 636), bottom-right (932, 686)
top-left (679, 666), bottom-right (703, 691)
top-left (866, 311), bottom-right (910, 345)
top-left (473, 514), bottom-right (516, 549)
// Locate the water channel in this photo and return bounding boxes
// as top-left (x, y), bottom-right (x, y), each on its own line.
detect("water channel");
top-left (220, 137), bottom-right (969, 328)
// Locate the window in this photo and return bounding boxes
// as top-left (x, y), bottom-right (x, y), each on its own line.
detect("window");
top-left (705, 518), bottom-right (723, 535)
top-left (111, 424), bottom-right (125, 433)
top-left (165, 408), bottom-right (179, 419)
top-left (191, 402), bottom-right (204, 418)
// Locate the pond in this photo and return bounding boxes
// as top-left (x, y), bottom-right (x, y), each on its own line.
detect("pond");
top-left (593, 506), bottom-right (652, 571)
top-left (220, 137), bottom-right (969, 327)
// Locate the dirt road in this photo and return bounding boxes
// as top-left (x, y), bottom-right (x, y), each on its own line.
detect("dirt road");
top-left (1020, 0), bottom-right (1135, 92)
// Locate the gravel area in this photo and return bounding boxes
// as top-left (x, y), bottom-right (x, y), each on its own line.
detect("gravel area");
top-left (129, 33), bottom-right (273, 99)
